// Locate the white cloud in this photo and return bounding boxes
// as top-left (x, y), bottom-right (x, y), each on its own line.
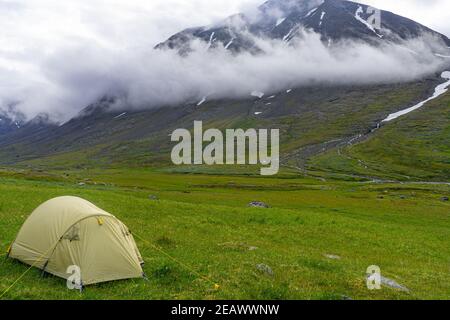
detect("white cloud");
top-left (0, 0), bottom-right (449, 122)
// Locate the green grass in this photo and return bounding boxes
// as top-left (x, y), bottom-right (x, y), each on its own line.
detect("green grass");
top-left (0, 169), bottom-right (449, 300)
top-left (309, 90), bottom-right (450, 181)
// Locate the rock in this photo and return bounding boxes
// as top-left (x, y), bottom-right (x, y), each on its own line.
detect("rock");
top-left (366, 274), bottom-right (409, 292)
top-left (149, 195), bottom-right (159, 200)
top-left (377, 195), bottom-right (384, 199)
top-left (218, 242), bottom-right (258, 251)
top-left (341, 295), bottom-right (353, 300)
top-left (256, 264), bottom-right (273, 276)
top-left (249, 201), bottom-right (270, 208)
top-left (324, 254), bottom-right (341, 260)
top-left (380, 276), bottom-right (409, 292)
top-left (399, 195), bottom-right (406, 199)
top-left (441, 196), bottom-right (449, 202)
top-left (78, 182), bottom-right (85, 186)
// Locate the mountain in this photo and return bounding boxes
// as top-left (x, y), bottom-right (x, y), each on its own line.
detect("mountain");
top-left (0, 0), bottom-right (449, 181)
top-left (0, 74), bottom-right (447, 177)
top-left (0, 114), bottom-right (21, 135)
top-left (156, 0), bottom-right (450, 53)
top-left (0, 106), bottom-right (26, 136)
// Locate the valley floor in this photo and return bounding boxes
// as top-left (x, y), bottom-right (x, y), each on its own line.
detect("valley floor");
top-left (0, 168), bottom-right (449, 300)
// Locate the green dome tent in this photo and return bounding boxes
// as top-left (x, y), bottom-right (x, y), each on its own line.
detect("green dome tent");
top-left (8, 196), bottom-right (144, 287)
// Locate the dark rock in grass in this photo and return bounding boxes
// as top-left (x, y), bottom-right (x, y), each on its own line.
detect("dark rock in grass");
top-left (377, 195), bottom-right (384, 199)
top-left (256, 264), bottom-right (274, 276)
top-left (399, 195), bottom-right (406, 199)
top-left (249, 201), bottom-right (270, 208)
top-left (148, 195), bottom-right (159, 200)
top-left (441, 197), bottom-right (449, 202)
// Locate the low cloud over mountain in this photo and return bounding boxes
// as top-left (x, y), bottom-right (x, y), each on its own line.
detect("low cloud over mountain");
top-left (0, 0), bottom-right (449, 123)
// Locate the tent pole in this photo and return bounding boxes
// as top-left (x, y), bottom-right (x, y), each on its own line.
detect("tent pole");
top-left (40, 260), bottom-right (49, 278)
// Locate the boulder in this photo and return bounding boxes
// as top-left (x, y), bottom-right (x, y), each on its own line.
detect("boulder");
top-left (249, 201), bottom-right (270, 208)
top-left (256, 264), bottom-right (274, 276)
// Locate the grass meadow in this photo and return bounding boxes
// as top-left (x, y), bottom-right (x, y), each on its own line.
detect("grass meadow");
top-left (0, 168), bottom-right (448, 300)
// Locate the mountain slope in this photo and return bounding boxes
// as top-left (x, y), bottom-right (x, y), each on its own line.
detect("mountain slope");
top-left (156, 0), bottom-right (450, 53)
top-left (0, 0), bottom-right (449, 182)
top-left (0, 75), bottom-right (445, 173)
top-left (309, 88), bottom-right (450, 181)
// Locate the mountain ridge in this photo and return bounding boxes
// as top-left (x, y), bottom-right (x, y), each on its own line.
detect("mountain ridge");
top-left (156, 0), bottom-right (450, 54)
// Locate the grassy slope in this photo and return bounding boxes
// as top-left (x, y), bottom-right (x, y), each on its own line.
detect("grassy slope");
top-left (0, 79), bottom-right (439, 170)
top-left (309, 91), bottom-right (450, 181)
top-left (0, 169), bottom-right (449, 300)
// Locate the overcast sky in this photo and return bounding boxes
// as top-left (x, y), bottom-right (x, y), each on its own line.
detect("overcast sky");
top-left (1, 0), bottom-right (449, 121)
top-left (1, 0), bottom-right (449, 55)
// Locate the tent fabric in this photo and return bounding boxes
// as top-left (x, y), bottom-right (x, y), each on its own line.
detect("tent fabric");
top-left (9, 196), bottom-right (144, 285)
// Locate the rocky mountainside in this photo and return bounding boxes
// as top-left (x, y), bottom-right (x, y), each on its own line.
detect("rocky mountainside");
top-left (156, 0), bottom-right (450, 53)
top-left (0, 74), bottom-right (445, 171)
top-left (0, 107), bottom-right (26, 136)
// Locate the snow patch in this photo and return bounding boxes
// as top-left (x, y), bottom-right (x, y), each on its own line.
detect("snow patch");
top-left (286, 89), bottom-right (292, 93)
top-left (276, 17), bottom-right (286, 27)
top-left (383, 71), bottom-right (450, 122)
top-left (319, 11), bottom-right (325, 27)
top-left (251, 91), bottom-right (265, 99)
top-left (283, 26), bottom-right (298, 42)
top-left (254, 112), bottom-right (263, 115)
top-left (207, 32), bottom-right (215, 49)
top-left (305, 8), bottom-right (318, 18)
top-left (197, 97), bottom-right (207, 106)
top-left (402, 47), bottom-right (419, 55)
top-left (224, 38), bottom-right (234, 49)
top-left (435, 53), bottom-right (450, 58)
top-left (114, 112), bottom-right (127, 119)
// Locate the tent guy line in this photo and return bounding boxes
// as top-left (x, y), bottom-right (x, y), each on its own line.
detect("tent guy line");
top-left (131, 232), bottom-right (221, 291)
top-left (0, 244), bottom-right (55, 299)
